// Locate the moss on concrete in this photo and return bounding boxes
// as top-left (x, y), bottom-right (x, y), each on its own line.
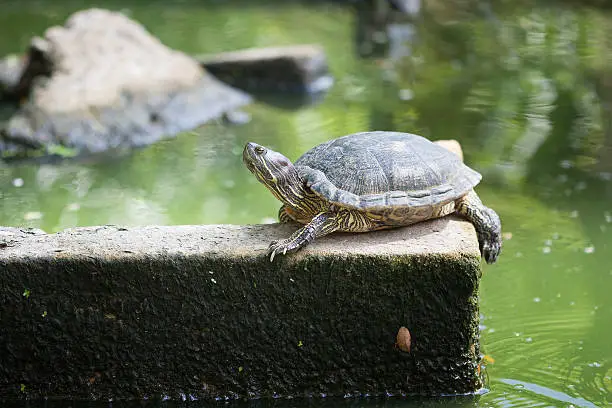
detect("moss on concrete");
top-left (0, 219), bottom-right (482, 400)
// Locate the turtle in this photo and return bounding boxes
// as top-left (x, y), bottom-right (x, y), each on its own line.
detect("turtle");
top-left (243, 131), bottom-right (502, 263)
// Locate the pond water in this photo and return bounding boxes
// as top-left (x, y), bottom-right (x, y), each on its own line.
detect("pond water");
top-left (1, 0), bottom-right (611, 407)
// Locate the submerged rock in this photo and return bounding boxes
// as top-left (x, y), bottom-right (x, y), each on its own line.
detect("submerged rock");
top-left (0, 8), bottom-right (251, 156)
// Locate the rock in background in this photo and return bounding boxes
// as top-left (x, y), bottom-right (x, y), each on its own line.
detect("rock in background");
top-left (0, 54), bottom-right (25, 96)
top-left (200, 44), bottom-right (333, 95)
top-left (0, 8), bottom-right (252, 156)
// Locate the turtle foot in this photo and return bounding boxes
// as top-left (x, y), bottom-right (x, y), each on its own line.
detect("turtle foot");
top-left (267, 239), bottom-right (301, 262)
top-left (479, 207), bottom-right (502, 264)
top-left (481, 237), bottom-right (502, 264)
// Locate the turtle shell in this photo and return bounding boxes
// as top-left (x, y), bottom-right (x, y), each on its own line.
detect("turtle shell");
top-left (295, 131), bottom-right (482, 210)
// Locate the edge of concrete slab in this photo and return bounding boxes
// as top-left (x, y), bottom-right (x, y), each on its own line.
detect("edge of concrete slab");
top-left (0, 217), bottom-right (479, 260)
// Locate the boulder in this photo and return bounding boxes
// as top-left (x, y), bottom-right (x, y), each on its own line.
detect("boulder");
top-left (0, 8), bottom-right (251, 156)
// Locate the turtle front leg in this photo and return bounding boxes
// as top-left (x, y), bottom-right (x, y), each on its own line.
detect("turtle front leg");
top-left (267, 211), bottom-right (339, 261)
top-left (455, 190), bottom-right (502, 264)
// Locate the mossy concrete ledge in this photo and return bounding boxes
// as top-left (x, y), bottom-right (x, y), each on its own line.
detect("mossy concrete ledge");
top-left (0, 219), bottom-right (484, 401)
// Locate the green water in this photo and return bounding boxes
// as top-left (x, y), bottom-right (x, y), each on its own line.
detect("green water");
top-left (1, 1), bottom-right (611, 407)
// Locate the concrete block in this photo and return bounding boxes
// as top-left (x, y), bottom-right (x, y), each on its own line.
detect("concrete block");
top-left (434, 139), bottom-right (463, 161)
top-left (200, 44), bottom-right (334, 95)
top-left (0, 218), bottom-right (483, 401)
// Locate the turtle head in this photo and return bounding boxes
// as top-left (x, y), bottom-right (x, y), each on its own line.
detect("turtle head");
top-left (243, 142), bottom-right (306, 206)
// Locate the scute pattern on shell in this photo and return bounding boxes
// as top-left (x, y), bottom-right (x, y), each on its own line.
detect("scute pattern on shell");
top-left (295, 131), bottom-right (482, 210)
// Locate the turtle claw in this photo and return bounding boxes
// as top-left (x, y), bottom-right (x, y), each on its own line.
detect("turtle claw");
top-left (482, 240), bottom-right (501, 264)
top-left (483, 209), bottom-right (502, 264)
top-left (478, 222), bottom-right (502, 264)
top-left (267, 239), bottom-right (298, 262)
top-left (476, 230), bottom-right (500, 264)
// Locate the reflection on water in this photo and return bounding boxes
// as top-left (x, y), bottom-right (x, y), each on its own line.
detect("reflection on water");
top-left (497, 379), bottom-right (599, 408)
top-left (0, 0), bottom-right (611, 407)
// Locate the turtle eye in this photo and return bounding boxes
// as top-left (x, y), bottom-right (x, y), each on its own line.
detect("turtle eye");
top-left (254, 146), bottom-right (265, 155)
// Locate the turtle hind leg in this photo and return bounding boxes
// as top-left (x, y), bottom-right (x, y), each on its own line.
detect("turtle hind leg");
top-left (455, 190), bottom-right (502, 264)
top-left (278, 205), bottom-right (294, 223)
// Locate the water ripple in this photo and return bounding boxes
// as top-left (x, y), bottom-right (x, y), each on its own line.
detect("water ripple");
top-left (496, 379), bottom-right (599, 408)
